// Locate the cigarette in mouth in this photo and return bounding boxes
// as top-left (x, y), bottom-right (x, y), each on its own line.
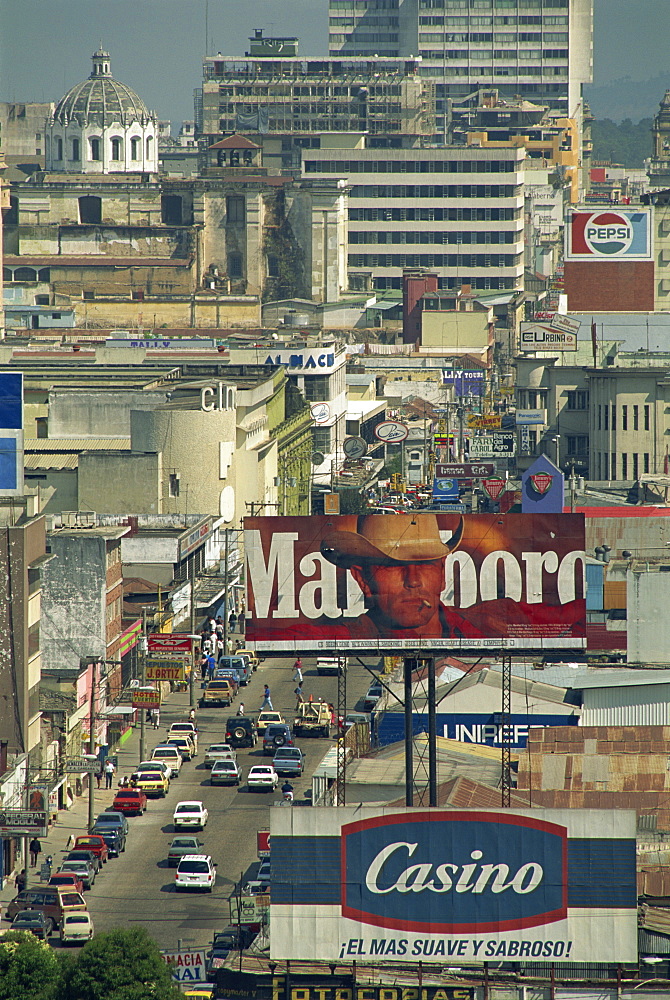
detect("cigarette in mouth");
top-left (421, 600), bottom-right (431, 608)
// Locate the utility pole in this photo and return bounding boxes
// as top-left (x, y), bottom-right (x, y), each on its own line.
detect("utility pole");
top-left (139, 609), bottom-right (147, 762)
top-left (223, 529), bottom-right (229, 655)
top-left (189, 569), bottom-right (196, 709)
top-left (88, 660), bottom-right (97, 832)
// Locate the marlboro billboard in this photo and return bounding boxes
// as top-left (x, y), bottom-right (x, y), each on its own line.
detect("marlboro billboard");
top-left (244, 513), bottom-right (586, 653)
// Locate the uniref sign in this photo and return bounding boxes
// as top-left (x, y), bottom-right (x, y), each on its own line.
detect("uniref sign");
top-left (269, 807), bottom-right (637, 964)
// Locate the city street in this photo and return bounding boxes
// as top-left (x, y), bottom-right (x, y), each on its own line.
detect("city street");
top-left (67, 653), bottom-right (376, 952)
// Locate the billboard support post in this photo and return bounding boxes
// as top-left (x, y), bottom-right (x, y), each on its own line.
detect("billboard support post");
top-left (404, 658), bottom-right (413, 807)
top-left (428, 656), bottom-right (437, 807)
top-left (501, 654), bottom-right (512, 807)
top-left (336, 656), bottom-right (347, 805)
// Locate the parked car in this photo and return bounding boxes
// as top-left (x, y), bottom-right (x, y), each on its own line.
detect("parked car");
top-left (173, 800), bottom-right (208, 830)
top-left (10, 909), bottom-right (53, 939)
top-left (132, 769), bottom-right (169, 798)
top-left (210, 759), bottom-right (242, 786)
top-left (262, 723), bottom-right (295, 756)
top-left (73, 834), bottom-right (109, 865)
top-left (65, 849), bottom-right (101, 875)
top-left (247, 765), bottom-right (278, 792)
top-left (205, 926), bottom-right (256, 976)
top-left (49, 872), bottom-right (85, 894)
top-left (272, 747), bottom-right (305, 777)
top-left (112, 787), bottom-right (148, 816)
top-left (363, 679), bottom-right (383, 712)
top-left (225, 717), bottom-right (257, 748)
top-left (200, 678), bottom-right (235, 707)
top-left (151, 745), bottom-right (182, 776)
top-left (175, 854), bottom-right (217, 892)
top-left (167, 836), bottom-right (204, 868)
top-left (257, 859), bottom-right (271, 881)
top-left (135, 759), bottom-right (172, 782)
top-left (95, 811), bottom-right (129, 836)
top-left (316, 656), bottom-right (345, 676)
top-left (90, 822), bottom-right (126, 857)
top-left (235, 648), bottom-right (261, 670)
top-left (168, 722), bottom-right (199, 752)
top-left (60, 911), bottom-right (94, 945)
top-left (256, 710), bottom-right (284, 734)
top-left (58, 859), bottom-right (96, 891)
top-left (204, 743), bottom-right (237, 768)
top-left (165, 735), bottom-right (196, 760)
top-left (5, 887), bottom-right (87, 925)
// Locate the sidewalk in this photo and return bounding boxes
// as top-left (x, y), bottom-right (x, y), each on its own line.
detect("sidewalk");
top-left (0, 685), bottom-right (195, 910)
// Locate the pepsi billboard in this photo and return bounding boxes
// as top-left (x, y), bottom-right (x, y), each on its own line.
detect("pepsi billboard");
top-left (270, 807), bottom-right (637, 963)
top-left (565, 208), bottom-right (652, 261)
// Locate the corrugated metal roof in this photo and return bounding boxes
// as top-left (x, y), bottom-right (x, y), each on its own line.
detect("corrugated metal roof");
top-left (25, 454), bottom-right (78, 470)
top-left (25, 438), bottom-right (131, 451)
top-left (579, 669), bottom-right (670, 689)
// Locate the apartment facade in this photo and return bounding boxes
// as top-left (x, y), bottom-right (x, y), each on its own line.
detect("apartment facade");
top-left (301, 138), bottom-right (524, 291)
top-left (328, 0), bottom-right (593, 132)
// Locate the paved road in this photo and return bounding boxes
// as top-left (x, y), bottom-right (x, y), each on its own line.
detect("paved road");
top-left (81, 653), bottom-right (377, 952)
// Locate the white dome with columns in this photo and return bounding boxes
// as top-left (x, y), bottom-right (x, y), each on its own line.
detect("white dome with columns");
top-left (46, 48), bottom-right (158, 174)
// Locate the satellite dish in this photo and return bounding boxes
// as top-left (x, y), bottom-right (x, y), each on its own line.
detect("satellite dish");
top-left (129, 679), bottom-right (140, 688)
top-left (311, 452), bottom-right (325, 466)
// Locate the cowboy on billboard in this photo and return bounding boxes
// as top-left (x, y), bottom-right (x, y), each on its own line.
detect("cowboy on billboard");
top-left (244, 513), bottom-right (585, 650)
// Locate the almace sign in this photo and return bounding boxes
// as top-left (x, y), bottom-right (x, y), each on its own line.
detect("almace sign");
top-left (263, 349), bottom-right (339, 372)
top-left (269, 807), bottom-right (637, 964)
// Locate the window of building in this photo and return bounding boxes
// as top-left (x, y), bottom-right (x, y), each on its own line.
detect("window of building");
top-left (169, 473), bottom-right (180, 498)
top-left (566, 436), bottom-right (588, 456)
top-left (131, 290), bottom-right (144, 301)
top-left (611, 404), bottom-right (616, 431)
top-left (633, 404), bottom-right (639, 430)
top-left (71, 137), bottom-right (80, 161)
top-left (89, 136), bottom-right (101, 161)
top-left (28, 621), bottom-right (40, 659)
top-left (55, 136), bottom-right (63, 160)
top-left (604, 405), bottom-right (609, 431)
top-left (644, 404), bottom-right (650, 431)
top-left (111, 137), bottom-right (122, 161)
top-left (566, 390), bottom-right (588, 410)
top-left (598, 405), bottom-right (601, 431)
top-left (622, 404), bottom-right (627, 430)
top-left (79, 196), bottom-right (102, 224)
top-left (131, 137), bottom-right (140, 160)
top-left (146, 136), bottom-right (153, 158)
top-left (14, 267), bottom-right (37, 281)
top-left (304, 376), bottom-right (331, 403)
top-left (226, 195), bottom-right (245, 224)
top-left (228, 252), bottom-right (243, 278)
top-left (312, 426), bottom-right (331, 453)
top-left (622, 453), bottom-right (628, 479)
top-left (644, 453), bottom-right (650, 473)
top-left (161, 195), bottom-right (183, 225)
top-left (611, 453), bottom-right (616, 480)
top-left (602, 453), bottom-right (608, 479)
top-left (82, 290), bottom-right (96, 300)
top-left (267, 255), bottom-right (279, 278)
top-left (633, 453), bottom-right (639, 480)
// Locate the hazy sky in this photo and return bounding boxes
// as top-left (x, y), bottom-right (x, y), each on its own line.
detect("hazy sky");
top-left (1, 0), bottom-right (668, 126)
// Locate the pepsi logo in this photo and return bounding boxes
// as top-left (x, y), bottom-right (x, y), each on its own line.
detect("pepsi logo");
top-left (583, 212), bottom-right (633, 255)
top-left (341, 811), bottom-right (567, 933)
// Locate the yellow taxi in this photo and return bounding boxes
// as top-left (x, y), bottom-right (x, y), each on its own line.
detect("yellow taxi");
top-left (132, 769), bottom-right (169, 797)
top-left (236, 648), bottom-right (261, 670)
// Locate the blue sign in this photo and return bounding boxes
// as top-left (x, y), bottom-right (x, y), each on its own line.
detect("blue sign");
top-left (342, 813), bottom-right (566, 932)
top-left (442, 369), bottom-right (486, 397)
top-left (432, 476), bottom-right (459, 500)
top-left (375, 712), bottom-right (578, 748)
top-left (0, 373), bottom-right (23, 497)
top-left (521, 455), bottom-right (564, 514)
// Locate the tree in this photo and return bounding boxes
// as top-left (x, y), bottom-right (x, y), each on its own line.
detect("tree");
top-left (61, 927), bottom-right (181, 1000)
top-left (0, 932), bottom-right (62, 1000)
top-left (337, 489), bottom-right (370, 515)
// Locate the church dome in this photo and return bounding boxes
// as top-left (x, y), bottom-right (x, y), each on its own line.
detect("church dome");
top-left (53, 48), bottom-right (153, 126)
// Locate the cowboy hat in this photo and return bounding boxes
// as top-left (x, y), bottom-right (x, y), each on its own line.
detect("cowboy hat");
top-left (320, 513), bottom-right (463, 568)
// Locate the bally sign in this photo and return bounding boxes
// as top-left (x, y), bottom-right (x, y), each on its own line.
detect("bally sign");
top-left (269, 807), bottom-right (638, 964)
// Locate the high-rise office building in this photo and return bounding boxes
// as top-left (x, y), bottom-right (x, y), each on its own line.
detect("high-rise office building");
top-left (329, 0), bottom-right (593, 133)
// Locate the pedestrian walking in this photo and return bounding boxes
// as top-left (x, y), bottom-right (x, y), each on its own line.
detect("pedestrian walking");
top-left (292, 657), bottom-right (303, 683)
top-left (294, 682), bottom-right (305, 709)
top-left (153, 708), bottom-right (160, 729)
top-left (189, 707), bottom-right (196, 723)
top-left (202, 635), bottom-right (214, 655)
top-left (29, 837), bottom-right (42, 868)
top-left (260, 684), bottom-right (273, 710)
top-left (206, 653), bottom-right (216, 681)
top-left (229, 611), bottom-right (237, 632)
top-left (103, 757), bottom-right (116, 789)
top-left (200, 654), bottom-right (209, 682)
top-left (15, 869), bottom-right (27, 892)
top-left (237, 701), bottom-right (245, 716)
top-left (95, 770), bottom-right (102, 789)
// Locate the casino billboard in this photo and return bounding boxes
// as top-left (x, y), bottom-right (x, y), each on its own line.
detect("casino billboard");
top-left (244, 513), bottom-right (586, 653)
top-left (565, 208), bottom-right (651, 261)
top-left (270, 807), bottom-right (637, 964)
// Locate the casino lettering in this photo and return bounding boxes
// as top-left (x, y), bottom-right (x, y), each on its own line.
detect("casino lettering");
top-left (365, 843), bottom-right (543, 896)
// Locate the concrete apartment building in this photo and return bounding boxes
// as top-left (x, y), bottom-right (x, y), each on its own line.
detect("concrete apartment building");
top-left (199, 30), bottom-right (434, 143)
top-left (301, 136), bottom-right (524, 292)
top-left (328, 0), bottom-right (593, 133)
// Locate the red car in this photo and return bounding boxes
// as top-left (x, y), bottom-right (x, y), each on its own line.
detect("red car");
top-left (111, 788), bottom-right (147, 816)
top-left (49, 872), bottom-right (85, 894)
top-left (73, 834), bottom-right (109, 864)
